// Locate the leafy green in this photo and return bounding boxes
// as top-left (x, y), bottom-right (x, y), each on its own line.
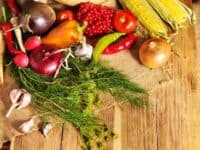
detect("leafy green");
top-left (10, 58), bottom-right (148, 149)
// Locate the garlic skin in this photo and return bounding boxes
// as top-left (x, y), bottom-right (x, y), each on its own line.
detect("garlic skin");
top-left (75, 37), bottom-right (93, 60)
top-left (19, 118), bottom-right (34, 133)
top-left (43, 123), bottom-right (53, 137)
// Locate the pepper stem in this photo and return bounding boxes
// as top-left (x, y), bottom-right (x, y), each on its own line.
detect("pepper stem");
top-left (77, 21), bottom-right (88, 33)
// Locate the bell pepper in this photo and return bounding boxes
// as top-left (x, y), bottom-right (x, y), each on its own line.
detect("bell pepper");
top-left (42, 20), bottom-right (86, 49)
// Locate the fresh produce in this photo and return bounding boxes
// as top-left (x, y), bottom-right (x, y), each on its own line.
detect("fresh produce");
top-left (6, 89), bottom-right (31, 117)
top-left (10, 17), bottom-right (26, 52)
top-left (42, 20), bottom-right (84, 48)
top-left (1, 23), bottom-right (24, 55)
top-left (13, 53), bottom-right (29, 68)
top-left (74, 37), bottom-right (93, 60)
top-left (93, 32), bottom-right (124, 62)
top-left (11, 58), bottom-right (147, 149)
top-left (24, 35), bottom-right (41, 50)
top-left (2, 0), bottom-right (152, 149)
top-left (19, 118), bottom-right (34, 133)
top-left (139, 38), bottom-right (171, 68)
top-left (42, 123), bottom-right (53, 137)
top-left (103, 33), bottom-right (138, 54)
top-left (0, 30), bottom-right (5, 84)
top-left (147, 0), bottom-right (195, 30)
top-left (113, 10), bottom-right (137, 33)
top-left (19, 1), bottom-right (56, 34)
top-left (29, 45), bottom-right (64, 76)
top-left (76, 2), bottom-right (114, 37)
top-left (119, 0), bottom-right (168, 39)
top-left (56, 10), bottom-right (74, 23)
top-left (6, 0), bottom-right (20, 16)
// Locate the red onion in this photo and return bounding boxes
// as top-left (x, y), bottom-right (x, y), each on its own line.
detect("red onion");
top-left (29, 45), bottom-right (64, 76)
top-left (20, 1), bottom-right (56, 34)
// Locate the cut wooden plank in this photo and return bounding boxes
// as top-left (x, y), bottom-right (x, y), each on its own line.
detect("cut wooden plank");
top-left (10, 125), bottom-right (63, 150)
top-left (10, 132), bottom-right (45, 150)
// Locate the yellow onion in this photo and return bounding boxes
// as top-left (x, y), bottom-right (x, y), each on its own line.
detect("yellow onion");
top-left (139, 38), bottom-right (171, 68)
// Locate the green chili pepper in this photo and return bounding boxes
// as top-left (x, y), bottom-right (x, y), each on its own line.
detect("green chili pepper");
top-left (92, 32), bottom-right (125, 62)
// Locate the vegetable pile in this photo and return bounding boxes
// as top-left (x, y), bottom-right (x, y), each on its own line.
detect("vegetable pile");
top-left (0, 0), bottom-right (195, 149)
top-left (76, 2), bottom-right (114, 37)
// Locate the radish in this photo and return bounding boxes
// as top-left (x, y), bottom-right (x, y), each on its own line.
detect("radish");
top-left (13, 53), bottom-right (29, 68)
top-left (29, 45), bottom-right (64, 76)
top-left (24, 36), bottom-right (41, 50)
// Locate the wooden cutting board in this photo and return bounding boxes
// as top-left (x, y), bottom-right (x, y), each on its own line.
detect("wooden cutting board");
top-left (0, 0), bottom-right (200, 150)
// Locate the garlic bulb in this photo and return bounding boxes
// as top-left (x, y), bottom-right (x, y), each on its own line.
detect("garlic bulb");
top-left (75, 37), bottom-right (93, 60)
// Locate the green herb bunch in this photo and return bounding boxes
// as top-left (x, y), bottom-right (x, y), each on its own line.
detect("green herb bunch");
top-left (11, 58), bottom-right (148, 150)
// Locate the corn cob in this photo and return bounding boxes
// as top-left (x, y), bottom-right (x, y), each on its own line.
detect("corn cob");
top-left (119, 0), bottom-right (168, 39)
top-left (147, 0), bottom-right (196, 31)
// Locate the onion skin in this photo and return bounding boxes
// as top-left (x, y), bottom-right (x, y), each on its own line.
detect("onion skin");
top-left (139, 38), bottom-right (171, 68)
top-left (20, 2), bottom-right (56, 34)
top-left (29, 45), bottom-right (63, 76)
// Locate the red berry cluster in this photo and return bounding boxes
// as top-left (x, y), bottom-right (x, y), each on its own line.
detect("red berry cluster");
top-left (76, 2), bottom-right (114, 38)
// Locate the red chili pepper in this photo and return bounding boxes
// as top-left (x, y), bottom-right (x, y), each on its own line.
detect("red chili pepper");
top-left (6, 0), bottom-right (20, 16)
top-left (103, 33), bottom-right (137, 55)
top-left (1, 23), bottom-right (24, 55)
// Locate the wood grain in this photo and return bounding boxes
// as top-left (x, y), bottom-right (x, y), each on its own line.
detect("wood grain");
top-left (189, 1), bottom-right (200, 149)
top-left (1, 0), bottom-right (200, 150)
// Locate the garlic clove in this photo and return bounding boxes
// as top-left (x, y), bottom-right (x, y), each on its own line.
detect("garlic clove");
top-left (10, 89), bottom-right (23, 104)
top-left (18, 118), bottom-right (34, 133)
top-left (17, 92), bottom-right (32, 110)
top-left (42, 123), bottom-right (53, 137)
top-left (6, 89), bottom-right (23, 118)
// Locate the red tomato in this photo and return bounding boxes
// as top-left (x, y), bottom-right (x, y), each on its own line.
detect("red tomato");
top-left (57, 10), bottom-right (74, 23)
top-left (113, 10), bottom-right (137, 33)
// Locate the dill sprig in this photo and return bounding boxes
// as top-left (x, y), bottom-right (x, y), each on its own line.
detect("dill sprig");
top-left (10, 58), bottom-right (148, 149)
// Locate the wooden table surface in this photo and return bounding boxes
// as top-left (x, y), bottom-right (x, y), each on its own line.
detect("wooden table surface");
top-left (0, 0), bottom-right (200, 150)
